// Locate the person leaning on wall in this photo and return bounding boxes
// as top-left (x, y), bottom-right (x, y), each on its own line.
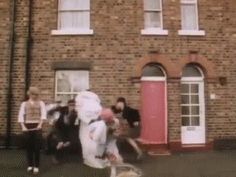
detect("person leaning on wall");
top-left (18, 87), bottom-right (47, 175)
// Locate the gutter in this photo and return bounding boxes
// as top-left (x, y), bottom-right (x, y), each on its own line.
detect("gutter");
top-left (25, 0), bottom-right (33, 97)
top-left (5, 0), bottom-right (17, 149)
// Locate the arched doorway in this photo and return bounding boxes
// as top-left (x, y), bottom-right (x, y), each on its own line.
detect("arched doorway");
top-left (140, 64), bottom-right (167, 144)
top-left (181, 64), bottom-right (206, 144)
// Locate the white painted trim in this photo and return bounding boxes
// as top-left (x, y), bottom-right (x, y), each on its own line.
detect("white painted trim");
top-left (181, 77), bottom-right (204, 82)
top-left (181, 0), bottom-right (197, 4)
top-left (141, 28), bottom-right (168, 35)
top-left (51, 29), bottom-right (94, 35)
top-left (141, 77), bottom-right (166, 81)
top-left (178, 30), bottom-right (205, 36)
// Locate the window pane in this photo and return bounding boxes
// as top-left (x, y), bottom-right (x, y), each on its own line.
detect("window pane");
top-left (57, 72), bottom-right (71, 92)
top-left (181, 4), bottom-right (198, 30)
top-left (144, 0), bottom-right (161, 10)
top-left (142, 65), bottom-right (165, 77)
top-left (71, 71), bottom-right (89, 92)
top-left (181, 0), bottom-right (197, 3)
top-left (59, 11), bottom-right (89, 29)
top-left (191, 84), bottom-right (199, 93)
top-left (181, 95), bottom-right (190, 104)
top-left (144, 12), bottom-right (161, 28)
top-left (182, 117), bottom-right (190, 126)
top-left (182, 106), bottom-right (190, 115)
top-left (182, 65), bottom-right (202, 77)
top-left (191, 116), bottom-right (200, 126)
top-left (56, 70), bottom-right (89, 93)
top-left (181, 84), bottom-right (189, 93)
top-left (60, 0), bottom-right (89, 10)
top-left (191, 106), bottom-right (199, 115)
top-left (77, 0), bottom-right (90, 10)
top-left (191, 95), bottom-right (199, 104)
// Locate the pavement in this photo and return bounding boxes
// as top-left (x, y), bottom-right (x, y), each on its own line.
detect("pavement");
top-left (1, 149), bottom-right (236, 177)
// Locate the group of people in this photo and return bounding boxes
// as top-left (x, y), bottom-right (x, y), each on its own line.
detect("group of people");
top-left (18, 86), bottom-right (143, 176)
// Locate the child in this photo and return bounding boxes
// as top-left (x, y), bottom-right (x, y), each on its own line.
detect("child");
top-left (18, 87), bottom-right (46, 175)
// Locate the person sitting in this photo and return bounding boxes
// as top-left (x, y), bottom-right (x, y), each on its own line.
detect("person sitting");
top-left (47, 99), bottom-right (79, 164)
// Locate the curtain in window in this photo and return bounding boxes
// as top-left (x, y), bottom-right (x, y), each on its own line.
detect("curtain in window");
top-left (144, 0), bottom-right (162, 29)
top-left (181, 3), bottom-right (198, 30)
top-left (144, 0), bottom-right (161, 10)
top-left (59, 0), bottom-right (90, 29)
top-left (144, 12), bottom-right (161, 28)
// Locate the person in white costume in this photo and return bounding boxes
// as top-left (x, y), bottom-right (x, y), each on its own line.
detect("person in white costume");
top-left (75, 91), bottom-right (102, 166)
top-left (88, 108), bottom-right (122, 169)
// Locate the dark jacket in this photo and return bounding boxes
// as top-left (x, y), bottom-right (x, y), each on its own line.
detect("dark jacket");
top-left (111, 105), bottom-right (140, 128)
top-left (122, 106), bottom-right (140, 128)
top-left (52, 106), bottom-right (78, 141)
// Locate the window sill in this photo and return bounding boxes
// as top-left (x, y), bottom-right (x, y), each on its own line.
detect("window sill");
top-left (51, 29), bottom-right (94, 35)
top-left (141, 29), bottom-right (169, 35)
top-left (178, 30), bottom-right (205, 36)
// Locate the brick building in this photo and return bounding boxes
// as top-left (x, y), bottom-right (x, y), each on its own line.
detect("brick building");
top-left (0, 0), bottom-right (236, 150)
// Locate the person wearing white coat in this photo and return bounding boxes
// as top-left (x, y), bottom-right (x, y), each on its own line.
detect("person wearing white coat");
top-left (75, 91), bottom-right (102, 166)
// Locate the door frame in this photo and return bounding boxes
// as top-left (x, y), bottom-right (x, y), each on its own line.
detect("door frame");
top-left (140, 75), bottom-right (168, 144)
top-left (180, 77), bottom-right (206, 144)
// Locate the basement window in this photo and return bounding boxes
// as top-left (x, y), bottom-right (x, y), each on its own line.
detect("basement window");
top-left (55, 70), bottom-right (89, 104)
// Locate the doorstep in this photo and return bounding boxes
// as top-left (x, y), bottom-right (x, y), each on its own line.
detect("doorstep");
top-left (169, 141), bottom-right (213, 152)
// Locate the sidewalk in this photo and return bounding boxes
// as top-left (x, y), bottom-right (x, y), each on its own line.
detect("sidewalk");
top-left (1, 150), bottom-right (236, 177)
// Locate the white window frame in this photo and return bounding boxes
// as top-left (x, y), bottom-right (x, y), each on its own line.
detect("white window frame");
top-left (181, 81), bottom-right (202, 127)
top-left (178, 0), bottom-right (205, 36)
top-left (141, 0), bottom-right (168, 35)
top-left (55, 70), bottom-right (89, 104)
top-left (51, 0), bottom-right (94, 35)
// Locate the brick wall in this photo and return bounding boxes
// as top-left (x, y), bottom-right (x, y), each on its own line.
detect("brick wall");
top-left (0, 0), bottom-right (11, 144)
top-left (0, 0), bottom-right (236, 144)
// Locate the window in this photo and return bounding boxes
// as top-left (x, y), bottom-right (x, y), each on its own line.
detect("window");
top-left (181, 0), bottom-right (198, 30)
top-left (141, 0), bottom-right (168, 35)
top-left (52, 0), bottom-right (93, 35)
top-left (55, 70), bottom-right (89, 104)
top-left (179, 0), bottom-right (205, 36)
top-left (142, 64), bottom-right (165, 77)
top-left (181, 83), bottom-right (200, 126)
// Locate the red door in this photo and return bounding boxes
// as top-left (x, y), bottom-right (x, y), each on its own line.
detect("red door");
top-left (140, 79), bottom-right (167, 144)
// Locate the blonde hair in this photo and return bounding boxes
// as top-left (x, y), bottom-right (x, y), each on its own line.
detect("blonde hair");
top-left (27, 87), bottom-right (40, 96)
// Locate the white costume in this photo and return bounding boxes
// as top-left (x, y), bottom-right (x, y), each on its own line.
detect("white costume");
top-left (107, 118), bottom-right (123, 164)
top-left (88, 120), bottom-right (109, 168)
top-left (75, 91), bottom-right (102, 166)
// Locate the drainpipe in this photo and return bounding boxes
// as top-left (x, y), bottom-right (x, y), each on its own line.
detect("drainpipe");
top-left (5, 0), bottom-right (17, 149)
top-left (25, 0), bottom-right (33, 98)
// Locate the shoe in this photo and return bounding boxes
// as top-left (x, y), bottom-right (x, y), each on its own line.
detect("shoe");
top-left (33, 167), bottom-right (39, 175)
top-left (136, 152), bottom-right (144, 161)
top-left (27, 166), bottom-right (33, 172)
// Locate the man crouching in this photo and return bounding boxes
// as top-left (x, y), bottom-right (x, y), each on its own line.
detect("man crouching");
top-left (87, 108), bottom-right (123, 169)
